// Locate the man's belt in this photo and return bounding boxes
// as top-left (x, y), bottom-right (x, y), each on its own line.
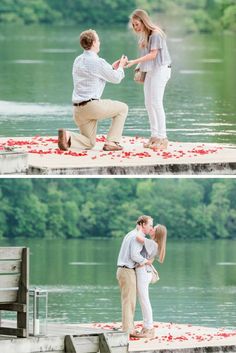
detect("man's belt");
top-left (73, 98), bottom-right (98, 107)
top-left (118, 265), bottom-right (135, 270)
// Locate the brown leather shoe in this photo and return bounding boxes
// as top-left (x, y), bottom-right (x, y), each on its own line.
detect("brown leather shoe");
top-left (58, 129), bottom-right (70, 151)
top-left (103, 142), bottom-right (123, 151)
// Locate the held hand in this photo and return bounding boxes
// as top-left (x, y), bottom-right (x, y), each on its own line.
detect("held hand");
top-left (125, 60), bottom-right (136, 68)
top-left (119, 55), bottom-right (128, 68)
top-left (112, 59), bottom-right (120, 70)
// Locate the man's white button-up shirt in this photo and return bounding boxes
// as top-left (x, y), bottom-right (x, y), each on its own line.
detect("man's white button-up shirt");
top-left (72, 50), bottom-right (125, 103)
top-left (117, 228), bottom-right (148, 268)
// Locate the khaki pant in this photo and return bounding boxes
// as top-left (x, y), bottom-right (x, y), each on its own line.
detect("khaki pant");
top-left (116, 267), bottom-right (136, 333)
top-left (69, 99), bottom-right (128, 149)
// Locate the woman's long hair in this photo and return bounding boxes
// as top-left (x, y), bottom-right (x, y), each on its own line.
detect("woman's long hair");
top-left (153, 224), bottom-right (167, 263)
top-left (130, 9), bottom-right (166, 48)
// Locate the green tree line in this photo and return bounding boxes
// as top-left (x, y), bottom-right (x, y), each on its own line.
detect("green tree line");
top-left (0, 178), bottom-right (235, 240)
top-left (0, 0), bottom-right (235, 32)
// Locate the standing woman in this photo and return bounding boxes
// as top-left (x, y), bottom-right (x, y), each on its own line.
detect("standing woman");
top-left (127, 9), bottom-right (171, 149)
top-left (135, 224), bottom-right (167, 338)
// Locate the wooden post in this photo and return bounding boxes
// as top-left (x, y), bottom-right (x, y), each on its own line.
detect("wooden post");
top-left (99, 333), bottom-right (112, 353)
top-left (17, 248), bottom-right (29, 338)
top-left (65, 335), bottom-right (79, 353)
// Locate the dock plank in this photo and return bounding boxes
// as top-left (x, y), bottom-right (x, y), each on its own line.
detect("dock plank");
top-left (1, 136), bottom-right (236, 175)
top-left (0, 320), bottom-right (236, 353)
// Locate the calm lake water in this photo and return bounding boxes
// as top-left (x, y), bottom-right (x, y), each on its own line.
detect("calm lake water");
top-left (0, 24), bottom-right (235, 144)
top-left (0, 238), bottom-right (235, 329)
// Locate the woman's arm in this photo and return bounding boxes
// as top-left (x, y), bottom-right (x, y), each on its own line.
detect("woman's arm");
top-left (136, 234), bottom-right (145, 244)
top-left (126, 49), bottom-right (158, 68)
top-left (136, 257), bottom-right (154, 267)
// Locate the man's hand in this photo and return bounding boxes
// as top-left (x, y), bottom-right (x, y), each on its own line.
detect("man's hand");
top-left (119, 55), bottom-right (128, 68)
top-left (112, 59), bottom-right (120, 70)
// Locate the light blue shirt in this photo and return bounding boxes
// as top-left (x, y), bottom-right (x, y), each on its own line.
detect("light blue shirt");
top-left (72, 50), bottom-right (125, 103)
top-left (140, 32), bottom-right (171, 72)
top-left (117, 228), bottom-right (148, 268)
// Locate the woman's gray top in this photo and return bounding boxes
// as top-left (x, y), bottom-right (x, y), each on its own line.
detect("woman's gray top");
top-left (140, 32), bottom-right (171, 72)
top-left (140, 238), bottom-right (158, 260)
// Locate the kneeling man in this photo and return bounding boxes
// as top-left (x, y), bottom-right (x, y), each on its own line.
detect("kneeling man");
top-left (58, 29), bottom-right (128, 152)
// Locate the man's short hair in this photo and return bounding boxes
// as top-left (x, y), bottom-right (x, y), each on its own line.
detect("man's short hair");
top-left (136, 215), bottom-right (153, 226)
top-left (80, 29), bottom-right (97, 50)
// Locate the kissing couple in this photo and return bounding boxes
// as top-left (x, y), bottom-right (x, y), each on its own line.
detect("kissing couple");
top-left (117, 215), bottom-right (167, 338)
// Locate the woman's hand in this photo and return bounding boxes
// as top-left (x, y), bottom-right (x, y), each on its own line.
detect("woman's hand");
top-left (146, 258), bottom-right (154, 266)
top-left (137, 224), bottom-right (142, 232)
top-left (136, 234), bottom-right (144, 244)
top-left (126, 50), bottom-right (158, 68)
top-left (136, 225), bottom-right (144, 243)
top-left (125, 60), bottom-right (136, 68)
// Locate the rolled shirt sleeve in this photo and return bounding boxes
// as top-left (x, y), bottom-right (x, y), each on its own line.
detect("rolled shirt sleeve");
top-left (98, 59), bottom-right (125, 84)
top-left (72, 51), bottom-right (125, 103)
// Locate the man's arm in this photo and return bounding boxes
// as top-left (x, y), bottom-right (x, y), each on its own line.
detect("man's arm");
top-left (136, 234), bottom-right (145, 244)
top-left (130, 238), bottom-right (148, 266)
top-left (97, 55), bottom-right (127, 84)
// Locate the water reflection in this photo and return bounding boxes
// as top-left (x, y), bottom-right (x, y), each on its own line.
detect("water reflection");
top-left (41, 284), bottom-right (236, 329)
top-left (0, 26), bottom-right (235, 144)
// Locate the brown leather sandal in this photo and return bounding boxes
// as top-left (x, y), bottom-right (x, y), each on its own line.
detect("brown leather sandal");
top-left (143, 137), bottom-right (161, 148)
top-left (103, 142), bottom-right (123, 151)
top-left (151, 138), bottom-right (169, 150)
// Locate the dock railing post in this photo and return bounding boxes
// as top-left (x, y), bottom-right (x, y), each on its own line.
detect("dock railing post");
top-left (29, 287), bottom-right (48, 336)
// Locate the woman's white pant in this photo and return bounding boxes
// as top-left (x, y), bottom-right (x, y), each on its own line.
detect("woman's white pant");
top-left (144, 65), bottom-right (171, 139)
top-left (136, 267), bottom-right (153, 329)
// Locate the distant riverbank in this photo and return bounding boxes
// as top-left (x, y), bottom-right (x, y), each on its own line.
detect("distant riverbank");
top-left (0, 1), bottom-right (235, 33)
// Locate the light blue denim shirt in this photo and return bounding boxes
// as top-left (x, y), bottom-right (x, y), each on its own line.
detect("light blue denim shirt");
top-left (140, 32), bottom-right (171, 72)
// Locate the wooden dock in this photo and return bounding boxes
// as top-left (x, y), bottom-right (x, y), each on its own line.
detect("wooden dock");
top-left (0, 136), bottom-right (236, 175)
top-left (0, 150), bottom-right (28, 174)
top-left (0, 320), bottom-right (236, 353)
